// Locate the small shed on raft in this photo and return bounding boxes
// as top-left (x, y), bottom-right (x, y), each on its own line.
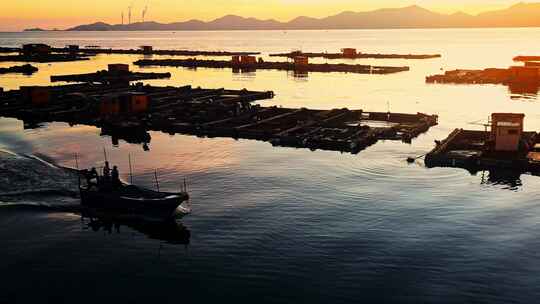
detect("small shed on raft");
top-left (100, 92), bottom-right (149, 116)
top-left (490, 113), bottom-right (525, 152)
top-left (20, 86), bottom-right (50, 106)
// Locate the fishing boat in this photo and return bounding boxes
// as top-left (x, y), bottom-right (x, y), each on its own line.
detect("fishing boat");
top-left (78, 165), bottom-right (190, 221)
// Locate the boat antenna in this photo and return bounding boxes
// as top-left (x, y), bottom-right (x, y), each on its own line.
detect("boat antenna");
top-left (75, 153), bottom-right (80, 189)
top-left (186, 178), bottom-right (192, 210)
top-left (128, 153), bottom-right (134, 184)
top-left (154, 169), bottom-right (160, 192)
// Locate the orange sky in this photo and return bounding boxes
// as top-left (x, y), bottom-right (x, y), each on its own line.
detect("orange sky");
top-left (0, 0), bottom-right (523, 31)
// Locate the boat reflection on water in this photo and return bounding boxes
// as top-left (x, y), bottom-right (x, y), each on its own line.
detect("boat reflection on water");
top-left (81, 212), bottom-right (191, 245)
top-left (479, 170), bottom-right (523, 190)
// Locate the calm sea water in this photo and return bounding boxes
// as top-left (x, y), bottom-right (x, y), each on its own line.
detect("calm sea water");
top-left (1, 29), bottom-right (540, 303)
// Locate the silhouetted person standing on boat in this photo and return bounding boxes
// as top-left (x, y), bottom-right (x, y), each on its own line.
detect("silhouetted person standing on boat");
top-left (89, 167), bottom-right (99, 187)
top-left (111, 166), bottom-right (121, 189)
top-left (84, 167), bottom-right (99, 188)
top-left (90, 167), bottom-right (98, 177)
top-left (103, 161), bottom-right (111, 181)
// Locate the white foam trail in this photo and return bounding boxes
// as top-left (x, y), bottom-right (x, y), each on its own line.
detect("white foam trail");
top-left (0, 149), bottom-right (19, 157)
top-left (24, 154), bottom-right (59, 169)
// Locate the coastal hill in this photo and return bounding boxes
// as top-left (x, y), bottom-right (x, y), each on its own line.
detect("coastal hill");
top-left (23, 28), bottom-right (47, 32)
top-left (67, 3), bottom-right (540, 31)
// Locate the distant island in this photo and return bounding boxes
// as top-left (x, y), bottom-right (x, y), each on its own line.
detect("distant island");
top-left (24, 28), bottom-right (47, 32)
top-left (22, 3), bottom-right (540, 32)
top-left (23, 28), bottom-right (60, 32)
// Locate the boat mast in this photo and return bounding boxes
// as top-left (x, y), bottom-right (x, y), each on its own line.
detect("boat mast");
top-left (75, 152), bottom-right (80, 189)
top-left (154, 169), bottom-right (160, 192)
top-left (128, 153), bottom-right (134, 184)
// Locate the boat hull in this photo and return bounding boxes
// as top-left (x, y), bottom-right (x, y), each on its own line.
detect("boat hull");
top-left (80, 187), bottom-right (189, 221)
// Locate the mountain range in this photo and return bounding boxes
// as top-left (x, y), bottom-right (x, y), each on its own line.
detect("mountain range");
top-left (66, 3), bottom-right (540, 31)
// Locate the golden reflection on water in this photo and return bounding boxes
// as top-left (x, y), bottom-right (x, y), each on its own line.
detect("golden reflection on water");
top-left (19, 121), bottom-right (241, 179)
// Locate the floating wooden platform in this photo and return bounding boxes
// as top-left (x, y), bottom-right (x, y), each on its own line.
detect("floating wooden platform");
top-left (425, 67), bottom-right (540, 95)
top-left (0, 47), bottom-right (21, 53)
top-left (0, 54), bottom-right (90, 63)
top-left (133, 58), bottom-right (410, 75)
top-left (0, 64), bottom-right (38, 75)
top-left (270, 51), bottom-right (441, 60)
top-left (0, 47), bottom-right (260, 57)
top-left (426, 69), bottom-right (515, 85)
top-left (51, 70), bottom-right (171, 84)
top-left (425, 129), bottom-right (540, 174)
top-left (0, 83), bottom-right (437, 154)
top-left (65, 48), bottom-right (260, 57)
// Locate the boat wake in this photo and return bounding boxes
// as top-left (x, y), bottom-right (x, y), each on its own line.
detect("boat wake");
top-left (0, 201), bottom-right (82, 213)
top-left (0, 149), bottom-right (80, 206)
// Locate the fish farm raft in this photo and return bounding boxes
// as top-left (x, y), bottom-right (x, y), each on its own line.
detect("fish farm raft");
top-left (0, 44), bottom-right (91, 63)
top-left (270, 49), bottom-right (441, 60)
top-left (0, 53), bottom-right (90, 63)
top-left (425, 58), bottom-right (540, 87)
top-left (0, 81), bottom-right (437, 154)
top-left (425, 113), bottom-right (540, 175)
top-left (0, 45), bottom-right (260, 57)
top-left (133, 58), bottom-right (410, 75)
top-left (50, 64), bottom-right (171, 84)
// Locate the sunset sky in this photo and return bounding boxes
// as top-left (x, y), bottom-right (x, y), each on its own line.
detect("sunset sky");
top-left (0, 0), bottom-right (525, 31)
